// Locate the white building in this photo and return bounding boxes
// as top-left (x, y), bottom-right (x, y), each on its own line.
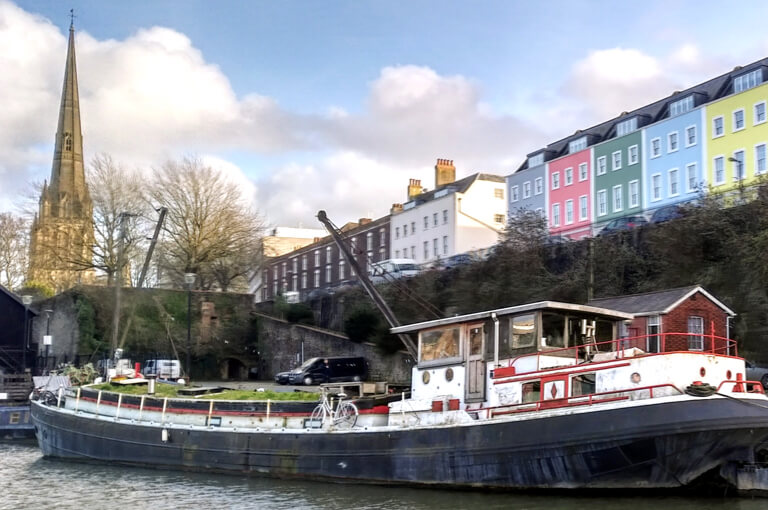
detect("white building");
top-left (390, 159), bottom-right (507, 266)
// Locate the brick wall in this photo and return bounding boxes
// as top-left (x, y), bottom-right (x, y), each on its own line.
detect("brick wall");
top-left (661, 292), bottom-right (729, 352)
top-left (256, 312), bottom-right (413, 383)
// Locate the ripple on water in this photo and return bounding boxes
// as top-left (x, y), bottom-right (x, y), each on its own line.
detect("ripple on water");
top-left (2, 441), bottom-right (767, 510)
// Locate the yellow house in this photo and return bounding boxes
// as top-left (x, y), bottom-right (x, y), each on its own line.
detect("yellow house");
top-left (706, 69), bottom-right (768, 195)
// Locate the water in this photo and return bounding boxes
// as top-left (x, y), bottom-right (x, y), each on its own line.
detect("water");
top-left (2, 440), bottom-right (767, 510)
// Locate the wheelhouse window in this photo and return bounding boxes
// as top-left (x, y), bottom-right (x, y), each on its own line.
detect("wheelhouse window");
top-left (522, 381), bottom-right (541, 403)
top-left (496, 313), bottom-right (538, 360)
top-left (542, 313), bottom-right (566, 348)
top-left (571, 373), bottom-right (596, 397)
top-left (419, 327), bottom-right (461, 363)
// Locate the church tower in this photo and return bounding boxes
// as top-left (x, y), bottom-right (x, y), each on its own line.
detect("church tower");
top-left (28, 21), bottom-right (94, 292)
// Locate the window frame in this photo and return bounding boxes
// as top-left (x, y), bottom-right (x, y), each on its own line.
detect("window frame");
top-left (612, 151), bottom-right (622, 171)
top-left (651, 173), bottom-right (662, 202)
top-left (755, 143), bottom-right (767, 175)
top-left (668, 131), bottom-right (679, 153)
top-left (565, 167), bottom-right (573, 186)
top-left (578, 162), bottom-right (588, 182)
top-left (596, 156), bottom-right (607, 176)
top-left (733, 108), bottom-right (745, 132)
top-left (650, 137), bottom-right (661, 158)
top-left (552, 172), bottom-right (560, 190)
top-left (534, 177), bottom-right (543, 195)
top-left (551, 203), bottom-right (561, 227)
top-left (628, 144), bottom-right (639, 165)
top-left (565, 199), bottom-right (574, 225)
top-left (612, 184), bottom-right (623, 213)
top-left (597, 190), bottom-right (607, 216)
top-left (686, 162), bottom-right (698, 192)
top-left (628, 179), bottom-right (639, 208)
top-left (713, 116), bottom-right (724, 138)
top-left (755, 100), bottom-right (767, 126)
top-left (713, 155), bottom-right (725, 185)
top-left (579, 195), bottom-right (588, 221)
top-left (668, 168), bottom-right (679, 197)
top-left (685, 125), bottom-right (697, 147)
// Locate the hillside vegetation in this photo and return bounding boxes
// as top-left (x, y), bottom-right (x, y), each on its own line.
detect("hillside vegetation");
top-left (331, 190), bottom-right (768, 360)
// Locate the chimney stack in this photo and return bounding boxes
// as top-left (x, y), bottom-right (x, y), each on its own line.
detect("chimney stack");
top-left (407, 178), bottom-right (423, 200)
top-left (435, 158), bottom-right (456, 188)
top-left (359, 218), bottom-right (372, 225)
top-left (390, 203), bottom-right (404, 214)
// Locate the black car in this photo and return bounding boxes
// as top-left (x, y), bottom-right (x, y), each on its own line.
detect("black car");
top-left (746, 361), bottom-right (768, 389)
top-left (650, 205), bottom-right (683, 224)
top-left (274, 371), bottom-right (291, 385)
top-left (597, 215), bottom-right (648, 236)
top-left (287, 356), bottom-right (368, 386)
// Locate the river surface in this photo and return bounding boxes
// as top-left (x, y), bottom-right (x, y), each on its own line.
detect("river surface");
top-left (3, 440), bottom-right (768, 510)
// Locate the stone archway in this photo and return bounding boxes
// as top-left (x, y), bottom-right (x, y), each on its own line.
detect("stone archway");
top-left (219, 357), bottom-right (248, 380)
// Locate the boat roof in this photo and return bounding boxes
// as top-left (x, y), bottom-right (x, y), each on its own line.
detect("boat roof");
top-left (391, 301), bottom-right (634, 334)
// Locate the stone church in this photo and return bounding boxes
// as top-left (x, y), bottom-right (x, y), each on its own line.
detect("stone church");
top-left (27, 22), bottom-right (94, 293)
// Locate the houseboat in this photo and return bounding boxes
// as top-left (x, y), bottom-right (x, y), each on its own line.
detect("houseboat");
top-left (31, 300), bottom-right (768, 489)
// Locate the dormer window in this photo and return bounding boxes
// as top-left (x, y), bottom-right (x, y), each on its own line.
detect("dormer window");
top-left (616, 117), bottom-right (637, 137)
top-left (669, 95), bottom-right (694, 117)
top-left (64, 133), bottom-right (72, 151)
top-left (528, 153), bottom-right (544, 167)
top-left (734, 68), bottom-right (763, 93)
top-left (568, 136), bottom-right (587, 154)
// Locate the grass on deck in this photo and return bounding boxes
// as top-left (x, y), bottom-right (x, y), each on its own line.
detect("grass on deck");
top-left (90, 383), bottom-right (320, 401)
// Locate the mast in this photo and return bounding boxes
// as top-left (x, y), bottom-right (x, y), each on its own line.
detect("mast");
top-left (316, 210), bottom-right (418, 359)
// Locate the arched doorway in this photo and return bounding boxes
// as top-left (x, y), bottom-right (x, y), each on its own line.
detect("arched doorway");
top-left (219, 358), bottom-right (247, 380)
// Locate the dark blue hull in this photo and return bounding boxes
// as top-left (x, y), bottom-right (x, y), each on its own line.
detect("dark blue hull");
top-left (31, 397), bottom-right (768, 489)
top-left (1, 405), bottom-right (35, 439)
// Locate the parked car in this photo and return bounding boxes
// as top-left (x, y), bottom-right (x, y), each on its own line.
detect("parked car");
top-left (369, 258), bottom-right (420, 284)
top-left (745, 360), bottom-right (768, 389)
top-left (442, 253), bottom-right (475, 270)
top-left (650, 205), bottom-right (684, 224)
top-left (274, 371), bottom-right (291, 385)
top-left (287, 356), bottom-right (368, 386)
top-left (143, 359), bottom-right (181, 380)
top-left (597, 215), bottom-right (648, 236)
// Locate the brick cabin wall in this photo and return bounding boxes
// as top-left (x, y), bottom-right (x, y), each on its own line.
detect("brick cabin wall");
top-left (660, 292), bottom-right (729, 352)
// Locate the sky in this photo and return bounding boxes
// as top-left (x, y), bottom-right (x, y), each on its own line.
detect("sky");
top-left (3, 0), bottom-right (768, 228)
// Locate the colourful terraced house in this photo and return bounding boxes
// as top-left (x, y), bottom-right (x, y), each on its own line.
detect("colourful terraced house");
top-left (706, 65), bottom-right (768, 198)
top-left (505, 57), bottom-right (768, 236)
top-left (592, 118), bottom-right (645, 229)
top-left (643, 96), bottom-right (708, 213)
top-left (507, 150), bottom-right (549, 219)
top-left (547, 137), bottom-right (593, 239)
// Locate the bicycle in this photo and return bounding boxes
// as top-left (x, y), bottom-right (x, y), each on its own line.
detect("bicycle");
top-left (310, 390), bottom-right (358, 429)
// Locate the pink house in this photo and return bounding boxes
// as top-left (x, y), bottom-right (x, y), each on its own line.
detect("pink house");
top-left (547, 148), bottom-right (592, 239)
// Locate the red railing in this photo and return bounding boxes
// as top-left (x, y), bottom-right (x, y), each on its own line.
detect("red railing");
top-left (488, 383), bottom-right (684, 417)
top-left (501, 330), bottom-right (737, 377)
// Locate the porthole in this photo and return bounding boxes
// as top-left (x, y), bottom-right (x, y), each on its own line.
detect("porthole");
top-left (422, 371), bottom-right (430, 384)
top-left (700, 367), bottom-right (706, 377)
top-left (630, 372), bottom-right (641, 384)
top-left (726, 370), bottom-right (732, 380)
top-left (445, 368), bottom-right (454, 382)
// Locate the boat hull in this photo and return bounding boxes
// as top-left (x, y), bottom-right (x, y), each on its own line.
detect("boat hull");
top-left (31, 396), bottom-right (768, 489)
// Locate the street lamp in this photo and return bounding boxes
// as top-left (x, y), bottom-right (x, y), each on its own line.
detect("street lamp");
top-left (184, 272), bottom-right (196, 380)
top-left (43, 309), bottom-right (54, 374)
top-left (21, 295), bottom-right (32, 374)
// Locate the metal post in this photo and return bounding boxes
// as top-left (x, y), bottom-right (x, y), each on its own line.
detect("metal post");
top-left (44, 309), bottom-right (52, 374)
top-left (187, 286), bottom-right (192, 378)
top-left (21, 295), bottom-right (32, 374)
top-left (184, 272), bottom-right (196, 380)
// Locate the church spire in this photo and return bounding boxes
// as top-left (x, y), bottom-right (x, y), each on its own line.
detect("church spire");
top-left (48, 20), bottom-right (88, 216)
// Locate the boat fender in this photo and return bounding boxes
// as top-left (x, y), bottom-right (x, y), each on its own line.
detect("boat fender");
top-left (685, 382), bottom-right (716, 397)
top-left (161, 428), bottom-right (169, 443)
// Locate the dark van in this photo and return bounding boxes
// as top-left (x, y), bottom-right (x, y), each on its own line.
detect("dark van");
top-left (287, 357), bottom-right (367, 386)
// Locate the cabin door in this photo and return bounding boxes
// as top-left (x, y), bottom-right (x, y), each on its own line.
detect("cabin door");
top-left (540, 375), bottom-right (569, 409)
top-left (464, 323), bottom-right (486, 402)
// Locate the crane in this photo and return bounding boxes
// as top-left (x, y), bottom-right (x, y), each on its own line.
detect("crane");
top-left (316, 210), bottom-right (418, 359)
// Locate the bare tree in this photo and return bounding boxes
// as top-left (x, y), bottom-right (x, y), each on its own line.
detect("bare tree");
top-left (148, 156), bottom-right (265, 291)
top-left (0, 212), bottom-right (29, 289)
top-left (86, 153), bottom-right (151, 286)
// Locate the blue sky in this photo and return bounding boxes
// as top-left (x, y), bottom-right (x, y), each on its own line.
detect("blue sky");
top-left (3, 1), bottom-right (768, 225)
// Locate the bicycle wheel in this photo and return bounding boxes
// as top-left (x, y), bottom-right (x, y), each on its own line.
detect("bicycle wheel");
top-left (333, 401), bottom-right (358, 429)
top-left (309, 403), bottom-right (326, 428)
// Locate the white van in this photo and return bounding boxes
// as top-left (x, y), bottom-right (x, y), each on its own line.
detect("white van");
top-left (143, 359), bottom-right (181, 380)
top-left (369, 258), bottom-right (420, 284)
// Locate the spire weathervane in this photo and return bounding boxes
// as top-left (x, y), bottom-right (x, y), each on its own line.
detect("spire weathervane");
top-left (70, 8), bottom-right (75, 29)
